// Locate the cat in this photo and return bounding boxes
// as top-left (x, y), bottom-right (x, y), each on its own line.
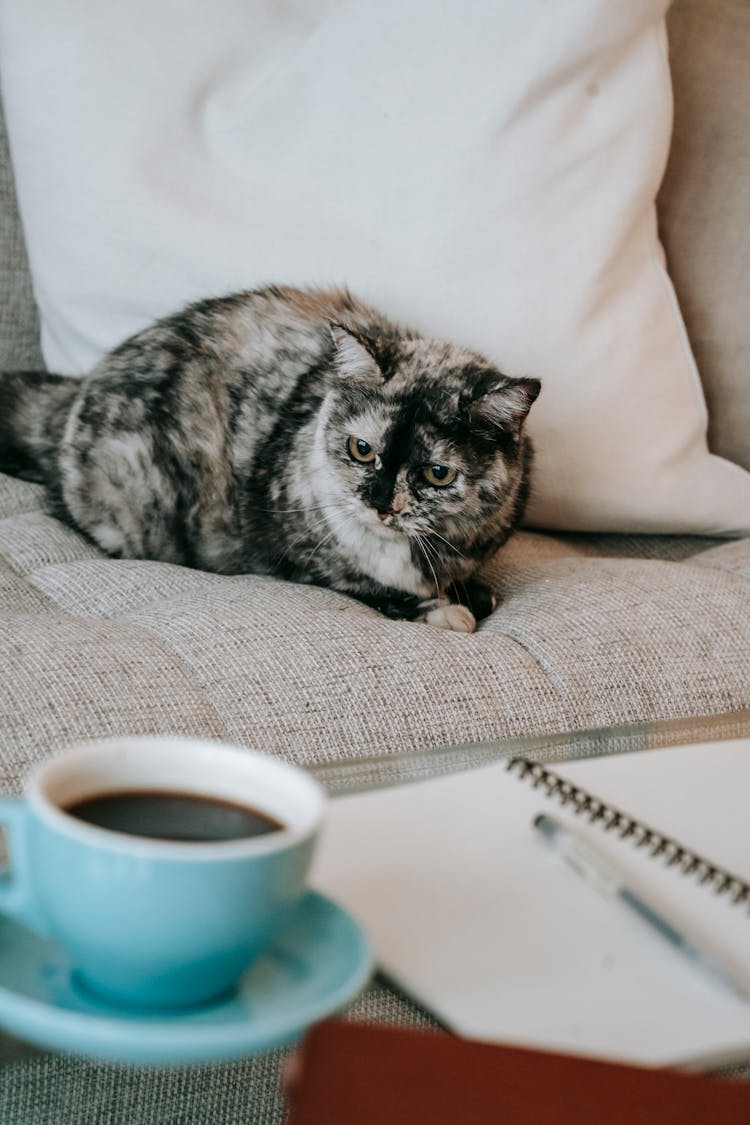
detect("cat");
top-left (0, 285), bottom-right (540, 632)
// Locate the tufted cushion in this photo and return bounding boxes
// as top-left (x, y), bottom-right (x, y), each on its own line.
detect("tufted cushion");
top-left (2, 472), bottom-right (748, 792)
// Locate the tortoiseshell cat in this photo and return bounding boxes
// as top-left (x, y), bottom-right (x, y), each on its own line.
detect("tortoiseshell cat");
top-left (0, 286), bottom-right (540, 632)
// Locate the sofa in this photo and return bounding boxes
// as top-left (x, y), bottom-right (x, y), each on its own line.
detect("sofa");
top-left (1, 0), bottom-right (749, 1120)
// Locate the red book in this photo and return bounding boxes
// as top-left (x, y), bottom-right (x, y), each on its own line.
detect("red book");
top-left (286, 1021), bottom-right (750, 1124)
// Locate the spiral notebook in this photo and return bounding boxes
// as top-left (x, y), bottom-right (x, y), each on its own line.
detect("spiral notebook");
top-left (311, 737), bottom-right (750, 1069)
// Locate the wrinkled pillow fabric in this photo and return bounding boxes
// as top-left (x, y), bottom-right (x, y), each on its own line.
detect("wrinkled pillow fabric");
top-left (1, 0), bottom-right (748, 534)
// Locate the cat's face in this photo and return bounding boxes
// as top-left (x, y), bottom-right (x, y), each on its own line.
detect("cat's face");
top-left (315, 326), bottom-right (540, 551)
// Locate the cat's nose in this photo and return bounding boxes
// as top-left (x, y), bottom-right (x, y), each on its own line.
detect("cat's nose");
top-left (376, 510), bottom-right (391, 521)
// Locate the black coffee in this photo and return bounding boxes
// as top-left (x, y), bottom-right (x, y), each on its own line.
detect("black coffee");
top-left (65, 790), bottom-right (285, 843)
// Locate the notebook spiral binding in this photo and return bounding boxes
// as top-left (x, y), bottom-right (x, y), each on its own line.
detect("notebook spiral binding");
top-left (507, 757), bottom-right (750, 908)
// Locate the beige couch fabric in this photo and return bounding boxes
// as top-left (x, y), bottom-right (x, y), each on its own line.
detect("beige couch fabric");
top-left (2, 472), bottom-right (749, 792)
top-left (659, 0), bottom-right (750, 471)
top-left (3, 461), bottom-right (749, 1117)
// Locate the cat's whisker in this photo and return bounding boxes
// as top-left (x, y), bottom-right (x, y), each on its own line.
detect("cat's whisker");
top-left (413, 533), bottom-right (440, 598)
top-left (414, 527), bottom-right (464, 558)
top-left (253, 502), bottom-right (348, 516)
top-left (279, 504), bottom-right (351, 533)
top-left (273, 506), bottom-right (351, 567)
top-left (415, 533), bottom-right (439, 565)
top-left (410, 531), bottom-right (443, 570)
top-left (303, 510), bottom-right (355, 567)
top-left (432, 535), bottom-right (464, 557)
top-left (275, 502), bottom-right (353, 562)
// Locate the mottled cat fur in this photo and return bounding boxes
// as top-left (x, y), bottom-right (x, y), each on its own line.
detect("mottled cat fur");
top-left (0, 286), bottom-right (540, 632)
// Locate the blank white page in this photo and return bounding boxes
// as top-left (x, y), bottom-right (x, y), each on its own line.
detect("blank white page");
top-left (311, 738), bottom-right (750, 1068)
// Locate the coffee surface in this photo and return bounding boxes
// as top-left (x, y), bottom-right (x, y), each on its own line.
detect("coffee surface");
top-left (65, 790), bottom-right (284, 842)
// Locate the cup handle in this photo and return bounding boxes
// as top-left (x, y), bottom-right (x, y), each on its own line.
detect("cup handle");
top-left (0, 798), bottom-right (48, 933)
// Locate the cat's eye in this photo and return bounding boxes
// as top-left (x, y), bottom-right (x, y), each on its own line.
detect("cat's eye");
top-left (423, 464), bottom-right (457, 487)
top-left (348, 436), bottom-right (377, 463)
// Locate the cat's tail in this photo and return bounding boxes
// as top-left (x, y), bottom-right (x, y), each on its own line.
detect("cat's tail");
top-left (0, 370), bottom-right (78, 482)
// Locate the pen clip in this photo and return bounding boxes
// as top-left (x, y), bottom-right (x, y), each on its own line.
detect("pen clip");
top-left (558, 836), bottom-right (621, 899)
top-left (535, 813), bottom-right (620, 899)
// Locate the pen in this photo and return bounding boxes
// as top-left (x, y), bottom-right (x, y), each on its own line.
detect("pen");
top-left (533, 812), bottom-right (750, 1003)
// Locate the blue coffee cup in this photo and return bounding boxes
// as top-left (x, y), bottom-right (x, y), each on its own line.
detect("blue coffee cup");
top-left (0, 736), bottom-right (325, 1009)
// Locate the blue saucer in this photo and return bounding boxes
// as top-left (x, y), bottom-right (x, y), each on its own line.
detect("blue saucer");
top-left (0, 891), bottom-right (371, 1065)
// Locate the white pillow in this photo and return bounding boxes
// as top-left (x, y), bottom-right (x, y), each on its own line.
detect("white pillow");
top-left (2, 0), bottom-right (748, 535)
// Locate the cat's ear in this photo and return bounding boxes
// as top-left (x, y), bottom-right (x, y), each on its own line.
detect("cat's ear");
top-left (470, 377), bottom-right (541, 434)
top-left (329, 324), bottom-right (384, 388)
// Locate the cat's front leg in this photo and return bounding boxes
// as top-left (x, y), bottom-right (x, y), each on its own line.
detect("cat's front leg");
top-left (348, 587), bottom-right (476, 633)
top-left (411, 578), bottom-right (499, 632)
top-left (445, 578), bottom-right (498, 622)
top-left (416, 598), bottom-right (477, 634)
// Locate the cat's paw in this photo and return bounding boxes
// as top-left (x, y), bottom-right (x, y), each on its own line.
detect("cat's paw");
top-left (445, 579), bottom-right (497, 621)
top-left (422, 602), bottom-right (476, 633)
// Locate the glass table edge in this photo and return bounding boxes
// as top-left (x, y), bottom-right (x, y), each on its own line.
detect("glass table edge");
top-left (310, 710), bottom-right (750, 797)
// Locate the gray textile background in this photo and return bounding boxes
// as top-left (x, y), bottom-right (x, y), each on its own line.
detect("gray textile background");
top-left (659, 0), bottom-right (750, 471)
top-left (0, 982), bottom-right (439, 1125)
top-left (2, 470), bottom-right (749, 785)
top-left (0, 95), bottom-right (42, 372)
top-left (1, 0), bottom-right (750, 1118)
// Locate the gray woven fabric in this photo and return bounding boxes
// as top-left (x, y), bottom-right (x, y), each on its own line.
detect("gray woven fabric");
top-left (659, 0), bottom-right (750, 471)
top-left (2, 473), bottom-right (749, 788)
top-left (0, 94), bottom-right (43, 372)
top-left (0, 979), bottom-right (439, 1125)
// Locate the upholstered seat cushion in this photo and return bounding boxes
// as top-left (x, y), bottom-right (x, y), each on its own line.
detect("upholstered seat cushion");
top-left (2, 471), bottom-right (748, 790)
